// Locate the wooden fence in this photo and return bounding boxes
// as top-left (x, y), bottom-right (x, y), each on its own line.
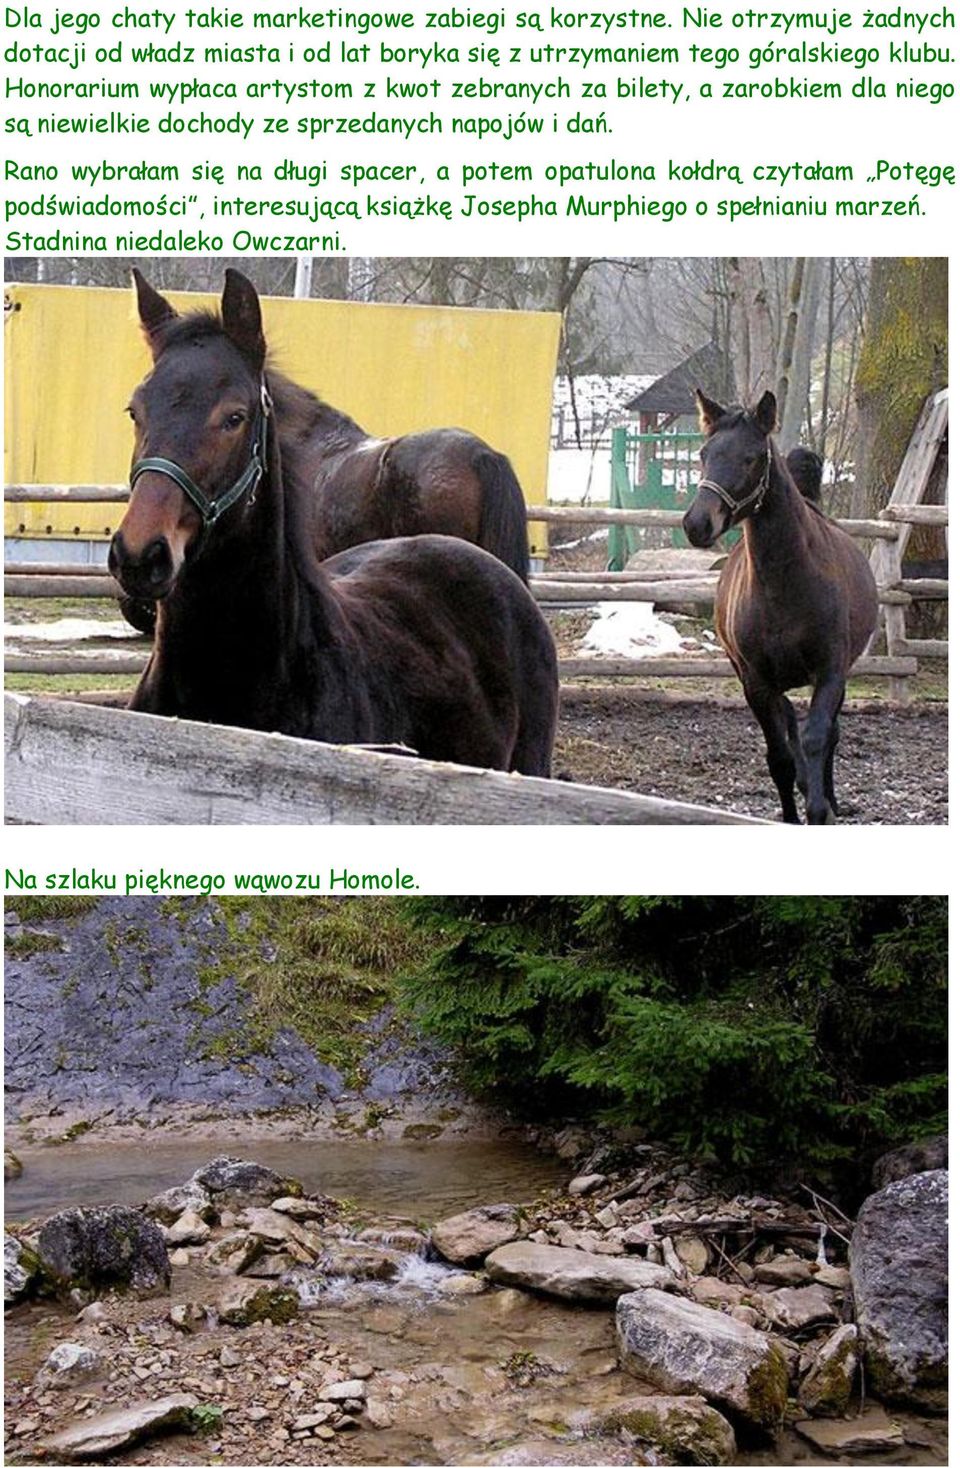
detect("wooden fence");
top-left (4, 694), bottom-right (768, 826)
top-left (4, 392), bottom-right (948, 700)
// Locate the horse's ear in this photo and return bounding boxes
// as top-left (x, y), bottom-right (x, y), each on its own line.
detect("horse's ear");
top-left (754, 390), bottom-right (778, 435)
top-left (695, 388), bottom-right (725, 435)
top-left (133, 269), bottom-right (177, 357)
top-left (221, 269), bottom-right (266, 367)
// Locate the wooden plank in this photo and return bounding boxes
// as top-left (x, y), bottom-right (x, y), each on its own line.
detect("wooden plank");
top-left (4, 562), bottom-right (112, 577)
top-left (5, 484), bottom-right (129, 503)
top-left (895, 578), bottom-right (949, 600)
top-left (535, 579), bottom-right (718, 604)
top-left (532, 569), bottom-right (721, 584)
top-left (6, 646), bottom-right (918, 681)
top-left (3, 694), bottom-right (769, 826)
top-left (6, 653), bottom-right (148, 675)
top-left (539, 582), bottom-right (908, 607)
top-left (5, 575), bottom-right (122, 598)
top-left (893, 638), bottom-right (949, 659)
top-left (559, 655), bottom-right (918, 680)
top-left (881, 504), bottom-right (949, 528)
top-left (526, 504), bottom-right (900, 539)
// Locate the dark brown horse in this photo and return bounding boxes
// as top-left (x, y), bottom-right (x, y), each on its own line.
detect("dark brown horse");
top-left (118, 286), bottom-right (530, 636)
top-left (785, 446), bottom-right (824, 505)
top-left (682, 390), bottom-right (878, 824)
top-left (107, 269), bottom-right (558, 776)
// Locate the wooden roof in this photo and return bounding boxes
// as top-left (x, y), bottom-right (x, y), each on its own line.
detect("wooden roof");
top-left (624, 342), bottom-right (733, 415)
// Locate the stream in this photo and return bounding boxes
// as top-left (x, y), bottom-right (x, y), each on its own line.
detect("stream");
top-left (5, 1136), bottom-right (946, 1467)
top-left (4, 1135), bottom-right (566, 1224)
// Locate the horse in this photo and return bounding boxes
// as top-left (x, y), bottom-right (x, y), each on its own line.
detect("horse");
top-left (116, 285), bottom-right (531, 638)
top-left (107, 269), bottom-right (558, 778)
top-left (785, 446), bottom-right (824, 505)
top-left (682, 390), bottom-right (878, 824)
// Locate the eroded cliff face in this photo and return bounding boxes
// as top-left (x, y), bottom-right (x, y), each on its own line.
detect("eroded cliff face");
top-left (4, 896), bottom-right (459, 1137)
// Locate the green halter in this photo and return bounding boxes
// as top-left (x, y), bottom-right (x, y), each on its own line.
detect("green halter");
top-left (130, 381), bottom-right (272, 544)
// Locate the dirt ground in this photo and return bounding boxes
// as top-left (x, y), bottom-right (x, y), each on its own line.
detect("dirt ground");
top-left (555, 690), bottom-right (948, 824)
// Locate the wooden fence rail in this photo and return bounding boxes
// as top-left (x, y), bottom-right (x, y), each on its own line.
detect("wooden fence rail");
top-left (4, 694), bottom-right (768, 826)
top-left (5, 439), bottom-right (948, 702)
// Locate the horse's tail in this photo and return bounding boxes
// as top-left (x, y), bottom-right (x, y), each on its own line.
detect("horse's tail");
top-left (475, 449), bottom-right (531, 584)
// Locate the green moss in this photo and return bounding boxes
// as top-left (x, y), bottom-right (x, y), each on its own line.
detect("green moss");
top-left (44, 1119), bottom-right (94, 1145)
top-left (5, 896), bottom-right (99, 923)
top-left (806, 1336), bottom-right (858, 1415)
top-left (745, 1348), bottom-right (789, 1431)
top-left (613, 1405), bottom-right (732, 1466)
top-left (241, 1286), bottom-right (300, 1325)
top-left (6, 930), bottom-right (64, 957)
top-left (179, 896), bottom-right (438, 1077)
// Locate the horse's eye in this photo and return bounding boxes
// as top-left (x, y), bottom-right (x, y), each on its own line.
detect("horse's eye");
top-left (223, 411), bottom-right (246, 431)
top-left (126, 406), bottom-right (136, 421)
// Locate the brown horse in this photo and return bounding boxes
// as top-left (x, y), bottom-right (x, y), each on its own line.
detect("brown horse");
top-left (107, 269), bottom-right (558, 777)
top-left (682, 390), bottom-right (878, 824)
top-left (117, 286), bottom-right (530, 636)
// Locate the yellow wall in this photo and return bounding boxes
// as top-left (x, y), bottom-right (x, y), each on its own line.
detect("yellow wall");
top-left (4, 282), bottom-right (560, 550)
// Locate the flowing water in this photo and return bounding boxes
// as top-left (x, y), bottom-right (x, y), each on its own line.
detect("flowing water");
top-left (5, 1136), bottom-right (945, 1467)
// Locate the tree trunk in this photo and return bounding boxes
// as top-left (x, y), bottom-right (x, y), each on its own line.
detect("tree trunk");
top-left (776, 258), bottom-right (824, 447)
top-left (853, 257), bottom-right (948, 516)
top-left (725, 258), bottom-right (777, 405)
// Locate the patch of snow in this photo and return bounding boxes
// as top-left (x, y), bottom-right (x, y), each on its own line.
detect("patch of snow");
top-left (547, 448), bottom-right (610, 504)
top-left (580, 603), bottom-right (685, 659)
top-left (3, 618), bottom-right (141, 642)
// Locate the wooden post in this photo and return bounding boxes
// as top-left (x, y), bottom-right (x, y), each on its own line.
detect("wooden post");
top-left (876, 535), bottom-right (910, 701)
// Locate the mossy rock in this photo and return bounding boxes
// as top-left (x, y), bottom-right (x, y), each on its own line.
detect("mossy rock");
top-left (218, 1281), bottom-right (300, 1327)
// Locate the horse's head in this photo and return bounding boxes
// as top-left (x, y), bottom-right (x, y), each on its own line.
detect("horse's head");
top-left (682, 389), bottom-right (777, 549)
top-left (109, 269), bottom-right (269, 601)
top-left (785, 445), bottom-right (824, 505)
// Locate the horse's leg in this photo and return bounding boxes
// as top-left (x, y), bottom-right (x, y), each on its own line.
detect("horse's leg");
top-left (782, 696), bottom-right (808, 799)
top-left (802, 675), bottom-right (846, 824)
top-left (743, 676), bottom-right (801, 824)
top-left (824, 712), bottom-right (842, 817)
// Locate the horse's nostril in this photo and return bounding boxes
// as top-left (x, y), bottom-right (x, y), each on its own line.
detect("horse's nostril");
top-left (142, 536), bottom-right (173, 585)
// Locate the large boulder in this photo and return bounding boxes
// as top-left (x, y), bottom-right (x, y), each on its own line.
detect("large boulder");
top-left (485, 1242), bottom-right (673, 1303)
top-left (41, 1394), bottom-right (198, 1460)
top-left (432, 1204), bottom-right (523, 1265)
top-left (5, 1233), bottom-right (39, 1306)
top-left (581, 1395), bottom-right (736, 1466)
top-left (850, 1168), bottom-right (947, 1410)
top-left (36, 1208), bottom-right (170, 1296)
top-left (617, 1289), bottom-right (789, 1432)
top-left (190, 1157), bottom-right (296, 1211)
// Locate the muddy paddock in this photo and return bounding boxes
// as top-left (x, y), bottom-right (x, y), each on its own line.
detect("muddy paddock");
top-left (555, 690), bottom-right (948, 824)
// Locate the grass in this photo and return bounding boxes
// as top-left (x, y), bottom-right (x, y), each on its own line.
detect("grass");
top-left (5, 596), bottom-right (121, 625)
top-left (5, 896), bottom-right (100, 923)
top-left (5, 930), bottom-right (64, 957)
top-left (189, 898), bottom-right (438, 1082)
top-left (6, 673), bottom-right (138, 696)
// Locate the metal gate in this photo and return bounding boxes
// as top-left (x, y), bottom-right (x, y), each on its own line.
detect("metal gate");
top-left (608, 427), bottom-right (703, 569)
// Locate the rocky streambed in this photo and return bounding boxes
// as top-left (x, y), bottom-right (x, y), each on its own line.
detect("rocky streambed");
top-left (4, 1140), bottom-right (948, 1467)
